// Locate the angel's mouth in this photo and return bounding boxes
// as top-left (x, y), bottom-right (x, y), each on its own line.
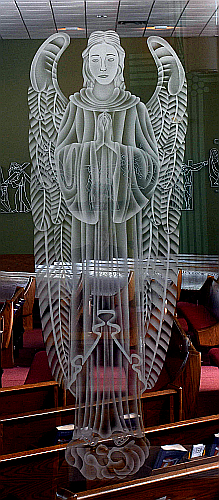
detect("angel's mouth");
top-left (99, 75), bottom-right (109, 78)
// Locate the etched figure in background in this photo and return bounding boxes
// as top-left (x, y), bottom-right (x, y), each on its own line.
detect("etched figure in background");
top-left (29, 31), bottom-right (187, 478)
top-left (209, 148), bottom-right (219, 191)
top-left (0, 167), bottom-right (11, 212)
top-left (0, 162), bottom-right (31, 213)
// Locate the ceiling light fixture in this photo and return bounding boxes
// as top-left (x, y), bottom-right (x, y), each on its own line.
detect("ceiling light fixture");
top-left (96, 15), bottom-right (108, 18)
top-left (118, 21), bottom-right (174, 30)
top-left (119, 21), bottom-right (145, 25)
top-left (58, 27), bottom-right (84, 31)
top-left (147, 26), bottom-right (174, 30)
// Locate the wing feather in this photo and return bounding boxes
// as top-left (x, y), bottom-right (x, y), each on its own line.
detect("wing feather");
top-left (143, 37), bottom-right (187, 390)
top-left (28, 33), bottom-right (71, 386)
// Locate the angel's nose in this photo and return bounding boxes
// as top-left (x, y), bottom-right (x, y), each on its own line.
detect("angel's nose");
top-left (100, 57), bottom-right (107, 71)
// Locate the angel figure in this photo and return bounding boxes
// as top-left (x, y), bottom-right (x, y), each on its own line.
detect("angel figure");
top-left (29, 30), bottom-right (187, 477)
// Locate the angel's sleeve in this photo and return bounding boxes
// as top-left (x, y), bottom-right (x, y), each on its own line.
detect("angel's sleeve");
top-left (142, 37), bottom-right (187, 390)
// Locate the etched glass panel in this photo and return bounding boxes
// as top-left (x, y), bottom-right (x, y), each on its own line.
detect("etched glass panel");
top-left (28, 30), bottom-right (187, 479)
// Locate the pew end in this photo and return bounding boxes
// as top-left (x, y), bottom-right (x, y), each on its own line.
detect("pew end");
top-left (23, 276), bottom-right (36, 330)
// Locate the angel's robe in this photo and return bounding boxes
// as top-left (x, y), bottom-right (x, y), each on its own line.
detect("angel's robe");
top-left (55, 87), bottom-right (159, 262)
top-left (54, 87), bottom-right (160, 404)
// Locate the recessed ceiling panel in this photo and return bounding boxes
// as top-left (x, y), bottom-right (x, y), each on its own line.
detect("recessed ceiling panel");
top-left (18, 0), bottom-right (55, 38)
top-left (118, 0), bottom-right (152, 21)
top-left (86, 0), bottom-right (119, 37)
top-left (0, 0), bottom-right (28, 39)
top-left (200, 12), bottom-right (219, 37)
top-left (176, 0), bottom-right (218, 34)
top-left (117, 0), bottom-right (151, 37)
top-left (0, 0), bottom-right (218, 38)
top-left (53, 0), bottom-right (85, 33)
top-left (147, 0), bottom-right (188, 29)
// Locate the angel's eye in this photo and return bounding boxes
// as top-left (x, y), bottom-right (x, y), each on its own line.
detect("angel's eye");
top-left (107, 57), bottom-right (115, 62)
top-left (91, 58), bottom-right (99, 63)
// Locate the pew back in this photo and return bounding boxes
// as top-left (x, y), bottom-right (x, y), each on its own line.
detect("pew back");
top-left (1, 415), bottom-right (219, 500)
top-left (0, 386), bottom-right (181, 456)
top-left (0, 380), bottom-right (59, 418)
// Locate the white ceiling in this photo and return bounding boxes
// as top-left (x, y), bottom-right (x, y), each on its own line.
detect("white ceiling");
top-left (0, 0), bottom-right (219, 39)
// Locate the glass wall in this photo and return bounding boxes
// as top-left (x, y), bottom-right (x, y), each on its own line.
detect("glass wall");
top-left (0, 26), bottom-right (219, 493)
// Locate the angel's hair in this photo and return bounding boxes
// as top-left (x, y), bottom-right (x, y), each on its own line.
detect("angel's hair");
top-left (82, 30), bottom-right (125, 89)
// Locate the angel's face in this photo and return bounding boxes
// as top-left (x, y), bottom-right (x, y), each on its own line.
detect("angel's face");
top-left (89, 43), bottom-right (119, 85)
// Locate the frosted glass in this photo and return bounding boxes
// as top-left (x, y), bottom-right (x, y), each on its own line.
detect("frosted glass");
top-left (28, 30), bottom-right (187, 478)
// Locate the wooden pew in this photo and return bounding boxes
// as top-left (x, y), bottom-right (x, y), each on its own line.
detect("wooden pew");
top-left (141, 386), bottom-right (182, 426)
top-left (0, 380), bottom-right (59, 419)
top-left (0, 445), bottom-right (64, 500)
top-left (57, 414), bottom-right (219, 499)
top-left (1, 415), bottom-right (219, 500)
top-left (150, 316), bottom-right (201, 421)
top-left (177, 276), bottom-right (219, 347)
top-left (0, 386), bottom-right (181, 456)
top-left (0, 402), bottom-right (218, 458)
top-left (65, 386), bottom-right (182, 429)
top-left (0, 406), bottom-right (64, 455)
top-left (0, 274), bottom-right (36, 332)
top-left (173, 318), bottom-right (201, 420)
top-left (74, 459), bottom-right (219, 500)
top-left (1, 446), bottom-right (219, 500)
top-left (0, 318), bottom-right (3, 387)
top-left (3, 407), bottom-right (216, 455)
top-left (23, 276), bottom-right (36, 330)
top-left (0, 276), bottom-right (36, 367)
top-left (0, 286), bottom-right (25, 368)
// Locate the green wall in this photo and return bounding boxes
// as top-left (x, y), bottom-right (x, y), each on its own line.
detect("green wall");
top-left (0, 36), bottom-right (219, 256)
top-left (0, 40), bottom-right (40, 254)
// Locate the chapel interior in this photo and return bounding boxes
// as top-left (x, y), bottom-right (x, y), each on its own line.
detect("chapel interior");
top-left (0, 1), bottom-right (219, 499)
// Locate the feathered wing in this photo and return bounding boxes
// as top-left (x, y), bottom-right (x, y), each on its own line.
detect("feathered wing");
top-left (143, 36), bottom-right (187, 389)
top-left (28, 33), bottom-right (72, 384)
